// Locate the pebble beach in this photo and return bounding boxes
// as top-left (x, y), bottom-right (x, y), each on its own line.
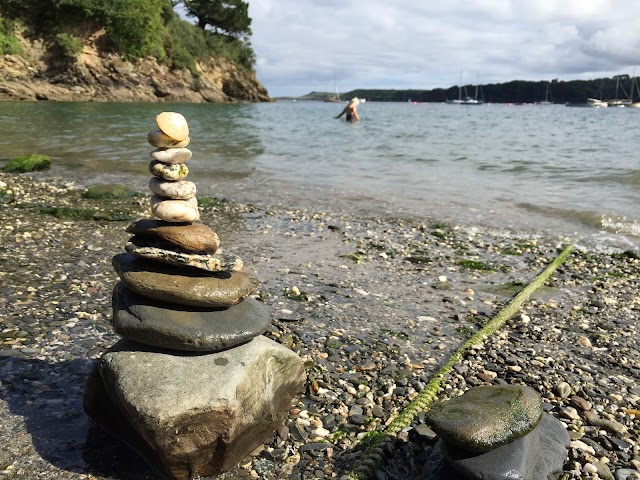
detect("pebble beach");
top-left (0, 171), bottom-right (638, 480)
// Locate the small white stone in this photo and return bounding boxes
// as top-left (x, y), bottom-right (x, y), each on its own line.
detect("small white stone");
top-left (151, 197), bottom-right (199, 223)
top-left (311, 427), bottom-right (330, 438)
top-left (570, 440), bottom-right (596, 455)
top-left (438, 275), bottom-right (448, 282)
top-left (149, 147), bottom-right (192, 164)
top-left (583, 463), bottom-right (597, 474)
top-left (149, 160), bottom-right (189, 181)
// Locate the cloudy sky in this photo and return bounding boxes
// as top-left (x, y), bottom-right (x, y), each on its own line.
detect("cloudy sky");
top-left (244, 0), bottom-right (640, 97)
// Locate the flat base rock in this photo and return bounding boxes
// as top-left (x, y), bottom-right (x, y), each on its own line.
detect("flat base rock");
top-left (112, 252), bottom-right (258, 308)
top-left (112, 282), bottom-right (271, 352)
top-left (84, 336), bottom-right (306, 480)
top-left (422, 413), bottom-right (569, 480)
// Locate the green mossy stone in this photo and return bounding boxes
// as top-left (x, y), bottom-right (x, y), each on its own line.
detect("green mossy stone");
top-left (82, 183), bottom-right (137, 199)
top-left (425, 385), bottom-right (543, 453)
top-left (2, 154), bottom-right (51, 173)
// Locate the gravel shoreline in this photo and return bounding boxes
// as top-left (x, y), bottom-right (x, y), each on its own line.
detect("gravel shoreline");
top-left (0, 172), bottom-right (638, 480)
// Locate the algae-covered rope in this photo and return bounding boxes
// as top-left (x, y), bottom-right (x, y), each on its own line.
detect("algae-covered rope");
top-left (346, 242), bottom-right (575, 480)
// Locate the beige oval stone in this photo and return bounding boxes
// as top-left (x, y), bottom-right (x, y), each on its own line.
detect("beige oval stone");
top-left (149, 148), bottom-right (192, 164)
top-left (147, 130), bottom-right (190, 148)
top-left (151, 197), bottom-right (199, 223)
top-left (149, 177), bottom-right (196, 200)
top-left (156, 112), bottom-right (189, 141)
top-left (149, 160), bottom-right (189, 181)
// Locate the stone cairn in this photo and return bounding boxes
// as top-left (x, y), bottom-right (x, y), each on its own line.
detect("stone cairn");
top-left (84, 112), bottom-right (306, 480)
top-left (422, 385), bottom-right (570, 480)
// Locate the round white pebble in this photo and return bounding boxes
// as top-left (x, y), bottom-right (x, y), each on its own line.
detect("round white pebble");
top-left (149, 177), bottom-right (196, 200)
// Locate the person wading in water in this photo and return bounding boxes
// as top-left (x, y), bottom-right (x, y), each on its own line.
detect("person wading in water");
top-left (336, 97), bottom-right (360, 122)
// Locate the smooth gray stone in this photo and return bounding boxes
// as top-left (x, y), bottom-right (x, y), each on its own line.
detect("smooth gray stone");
top-left (422, 414), bottom-right (570, 480)
top-left (444, 418), bottom-right (540, 480)
top-left (84, 336), bottom-right (306, 480)
top-left (111, 282), bottom-right (270, 352)
top-left (532, 414), bottom-right (570, 480)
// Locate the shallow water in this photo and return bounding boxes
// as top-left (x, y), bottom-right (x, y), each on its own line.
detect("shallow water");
top-left (1, 100), bottom-right (639, 250)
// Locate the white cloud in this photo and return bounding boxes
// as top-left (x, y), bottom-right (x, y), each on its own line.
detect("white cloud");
top-left (245, 0), bottom-right (640, 96)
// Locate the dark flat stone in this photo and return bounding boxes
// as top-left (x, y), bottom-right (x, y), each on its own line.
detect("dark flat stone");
top-left (443, 417), bottom-right (540, 480)
top-left (532, 414), bottom-right (570, 480)
top-left (112, 282), bottom-right (271, 352)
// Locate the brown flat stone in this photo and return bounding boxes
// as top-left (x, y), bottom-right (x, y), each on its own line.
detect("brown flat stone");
top-left (112, 253), bottom-right (259, 308)
top-left (126, 219), bottom-right (220, 254)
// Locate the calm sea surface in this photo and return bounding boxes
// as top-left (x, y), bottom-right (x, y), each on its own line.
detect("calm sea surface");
top-left (1, 101), bottom-right (639, 250)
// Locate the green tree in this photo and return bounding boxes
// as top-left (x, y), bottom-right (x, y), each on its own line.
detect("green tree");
top-left (182, 0), bottom-right (251, 38)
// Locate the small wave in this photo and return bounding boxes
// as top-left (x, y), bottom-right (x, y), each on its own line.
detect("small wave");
top-left (601, 214), bottom-right (640, 237)
top-left (502, 165), bottom-right (528, 173)
top-left (577, 170), bottom-right (640, 186)
top-left (516, 203), bottom-right (604, 228)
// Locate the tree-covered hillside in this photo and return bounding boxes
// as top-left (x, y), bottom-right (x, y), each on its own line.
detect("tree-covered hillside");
top-left (339, 76), bottom-right (638, 104)
top-left (0, 0), bottom-right (255, 76)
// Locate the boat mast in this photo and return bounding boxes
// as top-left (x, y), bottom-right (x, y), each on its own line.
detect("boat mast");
top-left (474, 71), bottom-right (479, 100)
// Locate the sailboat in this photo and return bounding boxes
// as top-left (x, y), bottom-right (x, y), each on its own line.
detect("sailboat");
top-left (607, 75), bottom-right (632, 107)
top-left (626, 75), bottom-right (640, 108)
top-left (536, 83), bottom-right (553, 105)
top-left (566, 79), bottom-right (608, 108)
top-left (447, 71), bottom-right (483, 105)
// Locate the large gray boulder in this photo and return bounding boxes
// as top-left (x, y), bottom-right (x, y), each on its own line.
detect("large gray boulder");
top-left (84, 336), bottom-right (306, 480)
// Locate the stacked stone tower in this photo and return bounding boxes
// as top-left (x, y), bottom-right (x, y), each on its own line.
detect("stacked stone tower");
top-left (84, 112), bottom-right (306, 480)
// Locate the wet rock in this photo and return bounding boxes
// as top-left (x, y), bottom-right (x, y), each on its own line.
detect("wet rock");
top-left (425, 385), bottom-right (543, 452)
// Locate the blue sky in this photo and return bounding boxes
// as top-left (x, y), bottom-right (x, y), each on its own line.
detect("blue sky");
top-left (180, 1), bottom-right (640, 97)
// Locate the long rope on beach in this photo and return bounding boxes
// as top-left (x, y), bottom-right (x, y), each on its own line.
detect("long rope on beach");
top-left (346, 242), bottom-right (575, 480)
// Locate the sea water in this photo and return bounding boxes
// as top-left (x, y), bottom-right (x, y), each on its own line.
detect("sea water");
top-left (1, 100), bottom-right (638, 250)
